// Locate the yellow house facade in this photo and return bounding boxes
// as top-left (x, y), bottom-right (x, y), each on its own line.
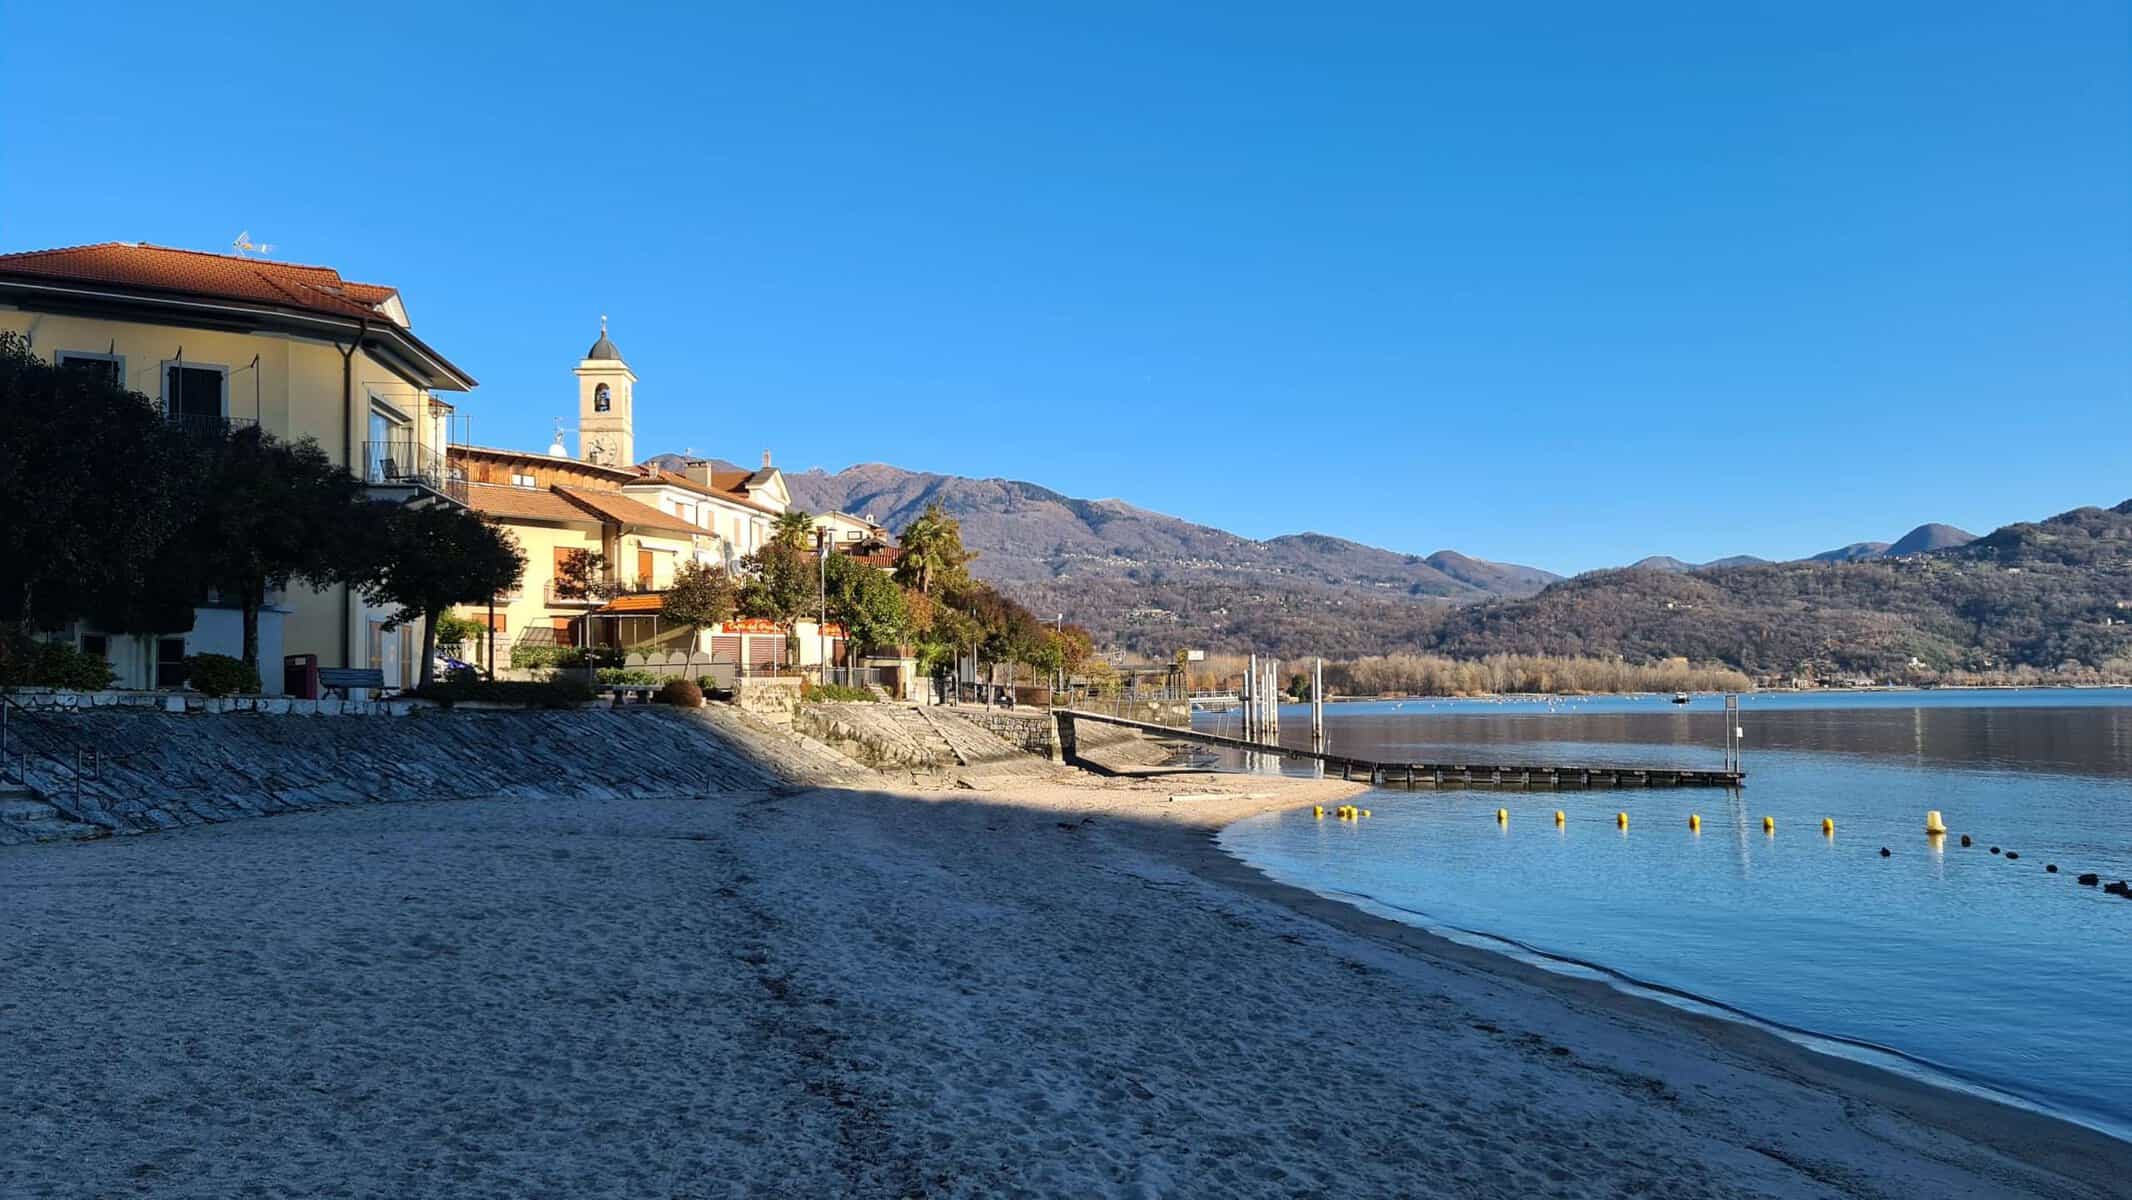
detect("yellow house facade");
top-left (0, 242), bottom-right (474, 693)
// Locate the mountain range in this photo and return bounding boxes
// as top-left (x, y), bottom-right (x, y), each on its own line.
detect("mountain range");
top-left (778, 461), bottom-right (2030, 661)
top-left (1424, 502), bottom-right (2132, 677)
top-left (784, 462), bottom-right (1558, 657)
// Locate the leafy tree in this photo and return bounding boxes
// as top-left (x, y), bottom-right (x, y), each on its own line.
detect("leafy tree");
top-left (554, 549), bottom-right (614, 601)
top-left (182, 428), bottom-right (371, 674)
top-left (662, 560), bottom-right (737, 676)
top-left (0, 331), bottom-right (196, 636)
top-left (354, 504), bottom-right (526, 688)
top-left (738, 538), bottom-right (816, 631)
top-left (823, 553), bottom-right (908, 652)
top-left (893, 501), bottom-right (974, 596)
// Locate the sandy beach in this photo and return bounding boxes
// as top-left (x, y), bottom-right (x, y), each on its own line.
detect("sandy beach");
top-left (5, 755), bottom-right (2127, 1198)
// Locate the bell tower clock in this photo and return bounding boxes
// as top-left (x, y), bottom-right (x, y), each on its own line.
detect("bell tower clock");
top-left (574, 315), bottom-right (636, 468)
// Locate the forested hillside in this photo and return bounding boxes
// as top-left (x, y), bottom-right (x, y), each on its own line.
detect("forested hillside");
top-left (1425, 501), bottom-right (2132, 677)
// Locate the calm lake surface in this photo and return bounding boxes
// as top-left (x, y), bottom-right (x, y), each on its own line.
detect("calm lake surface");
top-left (1208, 689), bottom-right (2132, 1140)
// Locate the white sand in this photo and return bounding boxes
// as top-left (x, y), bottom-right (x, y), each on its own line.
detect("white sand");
top-left (3, 766), bottom-right (2124, 1197)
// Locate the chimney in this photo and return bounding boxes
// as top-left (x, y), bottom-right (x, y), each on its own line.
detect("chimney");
top-left (761, 449), bottom-right (772, 469)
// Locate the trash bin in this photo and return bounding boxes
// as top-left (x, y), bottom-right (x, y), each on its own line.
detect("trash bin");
top-left (283, 653), bottom-right (319, 700)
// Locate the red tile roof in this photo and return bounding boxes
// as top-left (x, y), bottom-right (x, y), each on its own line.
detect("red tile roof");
top-left (463, 482), bottom-right (604, 526)
top-left (553, 485), bottom-right (704, 537)
top-left (633, 469), bottom-right (782, 515)
top-left (0, 242), bottom-right (475, 389)
top-left (0, 242), bottom-right (402, 323)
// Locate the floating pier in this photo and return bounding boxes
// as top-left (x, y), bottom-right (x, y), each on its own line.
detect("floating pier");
top-left (1055, 709), bottom-right (1746, 789)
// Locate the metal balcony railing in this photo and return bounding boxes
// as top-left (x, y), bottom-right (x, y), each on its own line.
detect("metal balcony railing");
top-left (545, 580), bottom-right (602, 606)
top-left (167, 411), bottom-right (259, 439)
top-left (363, 439), bottom-right (469, 505)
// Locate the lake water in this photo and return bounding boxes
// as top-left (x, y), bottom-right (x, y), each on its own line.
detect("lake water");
top-left (1209, 689), bottom-right (2132, 1140)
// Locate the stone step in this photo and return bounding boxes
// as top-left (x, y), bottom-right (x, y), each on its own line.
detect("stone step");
top-left (0, 789), bottom-right (102, 844)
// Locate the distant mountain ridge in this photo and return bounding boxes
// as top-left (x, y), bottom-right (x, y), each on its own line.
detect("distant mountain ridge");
top-left (780, 461), bottom-right (1559, 656)
top-left (1427, 501), bottom-right (2132, 676)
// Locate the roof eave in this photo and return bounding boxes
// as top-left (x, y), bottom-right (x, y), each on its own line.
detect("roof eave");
top-left (0, 275), bottom-right (478, 391)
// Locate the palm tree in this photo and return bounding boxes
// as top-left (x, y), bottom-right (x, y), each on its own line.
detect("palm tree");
top-left (772, 508), bottom-right (817, 550)
top-left (894, 501), bottom-right (974, 596)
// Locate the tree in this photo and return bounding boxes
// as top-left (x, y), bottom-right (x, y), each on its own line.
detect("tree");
top-left (893, 501), bottom-right (974, 596)
top-left (662, 560), bottom-right (736, 677)
top-left (772, 508), bottom-right (817, 550)
top-left (737, 538), bottom-right (815, 631)
top-left (354, 504), bottom-right (526, 688)
top-left (182, 428), bottom-right (371, 674)
top-left (0, 332), bottom-right (197, 636)
top-left (823, 553), bottom-right (908, 653)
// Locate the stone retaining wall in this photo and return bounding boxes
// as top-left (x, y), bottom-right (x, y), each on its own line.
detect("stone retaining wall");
top-left (0, 706), bottom-right (864, 847)
top-left (731, 677), bottom-right (803, 721)
top-left (956, 709), bottom-right (1060, 760)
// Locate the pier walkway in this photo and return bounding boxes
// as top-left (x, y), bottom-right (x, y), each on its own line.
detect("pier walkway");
top-left (1055, 709), bottom-right (1745, 789)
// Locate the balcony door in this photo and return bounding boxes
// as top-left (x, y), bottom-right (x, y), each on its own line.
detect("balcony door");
top-left (163, 363), bottom-right (226, 434)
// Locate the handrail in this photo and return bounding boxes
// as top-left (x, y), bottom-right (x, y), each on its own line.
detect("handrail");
top-left (0, 691), bottom-right (111, 809)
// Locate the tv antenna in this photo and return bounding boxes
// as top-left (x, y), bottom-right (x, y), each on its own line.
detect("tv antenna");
top-left (231, 231), bottom-right (275, 257)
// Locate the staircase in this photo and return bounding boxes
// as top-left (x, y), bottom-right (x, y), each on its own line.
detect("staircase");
top-left (0, 781), bottom-right (103, 845)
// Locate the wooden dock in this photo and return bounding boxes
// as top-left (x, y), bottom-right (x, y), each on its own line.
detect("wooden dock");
top-left (1056, 709), bottom-right (1745, 789)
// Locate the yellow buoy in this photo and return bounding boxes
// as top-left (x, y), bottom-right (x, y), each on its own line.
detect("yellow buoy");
top-left (1688, 813), bottom-right (1701, 832)
top-left (1314, 806), bottom-right (1324, 819)
top-left (1553, 810), bottom-right (1566, 825)
top-left (1616, 811), bottom-right (1629, 829)
top-left (1361, 809), bottom-right (1371, 818)
top-left (1924, 810), bottom-right (1947, 835)
top-left (1822, 818), bottom-right (1835, 835)
top-left (1496, 808), bottom-right (1508, 823)
top-left (1762, 816), bottom-right (1774, 833)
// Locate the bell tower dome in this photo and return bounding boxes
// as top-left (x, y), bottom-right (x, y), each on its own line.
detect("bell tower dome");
top-left (574, 315), bottom-right (636, 468)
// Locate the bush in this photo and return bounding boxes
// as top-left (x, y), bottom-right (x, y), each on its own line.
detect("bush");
top-left (806, 681), bottom-right (877, 703)
top-left (433, 613), bottom-right (487, 655)
top-left (596, 667), bottom-right (661, 685)
top-left (655, 678), bottom-right (704, 707)
top-left (184, 652), bottom-right (261, 697)
top-left (507, 643), bottom-right (624, 671)
top-left (412, 675), bottom-right (595, 709)
top-left (0, 636), bottom-right (117, 690)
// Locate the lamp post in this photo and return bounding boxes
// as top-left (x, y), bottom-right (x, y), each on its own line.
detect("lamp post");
top-left (816, 528), bottom-right (830, 687)
top-left (1052, 612), bottom-right (1064, 702)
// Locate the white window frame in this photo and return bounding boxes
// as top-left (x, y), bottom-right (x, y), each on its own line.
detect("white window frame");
top-left (511, 471), bottom-right (538, 489)
top-left (159, 359), bottom-right (229, 419)
top-left (56, 350), bottom-right (126, 387)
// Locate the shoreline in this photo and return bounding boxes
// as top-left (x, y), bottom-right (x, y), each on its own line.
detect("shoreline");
top-left (1136, 779), bottom-right (2132, 1191)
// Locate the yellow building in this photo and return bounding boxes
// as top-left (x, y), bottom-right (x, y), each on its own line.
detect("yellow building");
top-left (0, 242), bottom-right (475, 692)
top-left (448, 324), bottom-right (838, 682)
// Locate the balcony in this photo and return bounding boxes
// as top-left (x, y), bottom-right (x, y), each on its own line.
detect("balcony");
top-left (167, 411), bottom-right (259, 440)
top-left (545, 580), bottom-right (602, 606)
top-left (364, 439), bottom-right (469, 506)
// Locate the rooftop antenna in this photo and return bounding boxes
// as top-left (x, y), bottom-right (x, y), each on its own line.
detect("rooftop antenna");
top-left (231, 231), bottom-right (275, 257)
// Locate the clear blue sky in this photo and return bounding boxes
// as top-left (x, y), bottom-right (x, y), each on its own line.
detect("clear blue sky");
top-left (4, 2), bottom-right (2125, 574)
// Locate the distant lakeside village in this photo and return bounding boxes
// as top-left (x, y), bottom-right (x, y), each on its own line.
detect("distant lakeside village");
top-left (0, 241), bottom-right (1087, 705)
top-left (5, 242), bottom-right (2123, 709)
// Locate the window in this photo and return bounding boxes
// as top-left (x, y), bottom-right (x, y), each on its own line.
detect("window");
top-left (593, 383), bottom-right (611, 413)
top-left (511, 471), bottom-right (537, 489)
top-left (80, 634), bottom-right (109, 660)
top-left (367, 403), bottom-right (412, 482)
top-left (163, 363), bottom-right (226, 424)
top-left (155, 637), bottom-right (188, 689)
top-left (57, 352), bottom-right (123, 388)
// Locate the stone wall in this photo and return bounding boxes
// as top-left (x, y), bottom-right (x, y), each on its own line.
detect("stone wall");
top-left (731, 677), bottom-right (803, 721)
top-left (0, 705), bottom-right (863, 846)
top-left (956, 709), bottom-right (1060, 760)
top-left (4, 688), bottom-right (429, 717)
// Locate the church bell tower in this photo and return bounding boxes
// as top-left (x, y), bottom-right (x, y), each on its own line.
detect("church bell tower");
top-left (574, 315), bottom-right (636, 468)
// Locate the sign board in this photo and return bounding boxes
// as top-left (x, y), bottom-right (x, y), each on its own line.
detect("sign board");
top-left (1185, 649), bottom-right (1206, 662)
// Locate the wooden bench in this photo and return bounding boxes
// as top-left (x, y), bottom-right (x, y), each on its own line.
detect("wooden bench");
top-left (317, 667), bottom-right (386, 698)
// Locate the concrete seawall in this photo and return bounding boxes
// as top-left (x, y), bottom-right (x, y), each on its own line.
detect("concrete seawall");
top-left (0, 707), bottom-right (864, 846)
